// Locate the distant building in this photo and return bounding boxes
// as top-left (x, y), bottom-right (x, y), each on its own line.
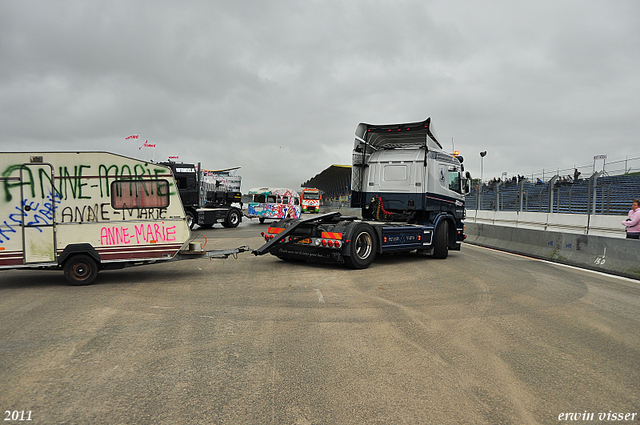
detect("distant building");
top-left (302, 165), bottom-right (352, 203)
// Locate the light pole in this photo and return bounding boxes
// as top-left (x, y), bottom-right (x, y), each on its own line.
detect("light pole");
top-left (479, 151), bottom-right (487, 210)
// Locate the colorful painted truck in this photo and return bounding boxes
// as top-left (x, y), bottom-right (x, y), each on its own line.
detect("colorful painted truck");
top-left (0, 152), bottom-right (248, 285)
top-left (247, 187), bottom-right (301, 223)
top-left (300, 188), bottom-right (322, 213)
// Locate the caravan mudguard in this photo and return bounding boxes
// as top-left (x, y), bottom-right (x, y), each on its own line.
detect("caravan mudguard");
top-left (58, 243), bottom-right (101, 267)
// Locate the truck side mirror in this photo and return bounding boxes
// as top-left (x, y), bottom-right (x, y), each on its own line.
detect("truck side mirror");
top-left (462, 172), bottom-right (472, 195)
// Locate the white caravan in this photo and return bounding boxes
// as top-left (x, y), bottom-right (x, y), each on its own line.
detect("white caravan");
top-left (0, 152), bottom-right (228, 285)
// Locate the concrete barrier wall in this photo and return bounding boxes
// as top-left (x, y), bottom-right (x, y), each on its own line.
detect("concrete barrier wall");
top-left (322, 207), bottom-right (639, 279)
top-left (467, 210), bottom-right (627, 238)
top-left (465, 222), bottom-right (640, 280)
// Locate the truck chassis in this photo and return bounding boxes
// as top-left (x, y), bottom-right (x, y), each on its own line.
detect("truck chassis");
top-left (253, 211), bottom-right (463, 269)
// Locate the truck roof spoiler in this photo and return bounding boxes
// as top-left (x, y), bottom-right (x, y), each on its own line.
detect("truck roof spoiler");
top-left (354, 117), bottom-right (443, 151)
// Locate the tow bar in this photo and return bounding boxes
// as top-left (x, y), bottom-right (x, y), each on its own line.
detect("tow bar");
top-left (175, 243), bottom-right (252, 261)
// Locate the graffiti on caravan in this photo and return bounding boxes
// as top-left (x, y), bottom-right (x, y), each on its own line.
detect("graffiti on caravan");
top-left (0, 194), bottom-right (58, 243)
top-left (1, 162), bottom-right (172, 203)
top-left (100, 222), bottom-right (177, 246)
top-left (58, 204), bottom-right (167, 223)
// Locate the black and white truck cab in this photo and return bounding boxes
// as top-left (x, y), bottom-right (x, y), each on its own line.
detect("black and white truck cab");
top-left (159, 161), bottom-right (243, 230)
top-left (253, 118), bottom-right (471, 268)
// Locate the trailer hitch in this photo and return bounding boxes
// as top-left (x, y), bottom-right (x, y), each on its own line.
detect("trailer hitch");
top-left (175, 245), bottom-right (252, 261)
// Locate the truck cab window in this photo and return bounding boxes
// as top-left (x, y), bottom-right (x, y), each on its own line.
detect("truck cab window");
top-left (448, 168), bottom-right (462, 194)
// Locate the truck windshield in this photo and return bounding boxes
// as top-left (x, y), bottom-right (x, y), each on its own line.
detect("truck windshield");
top-left (303, 192), bottom-right (320, 200)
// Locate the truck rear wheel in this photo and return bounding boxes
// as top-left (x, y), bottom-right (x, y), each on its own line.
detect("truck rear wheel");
top-left (433, 220), bottom-right (449, 259)
top-left (344, 223), bottom-right (377, 269)
top-left (223, 209), bottom-right (241, 228)
top-left (186, 210), bottom-right (196, 230)
top-left (64, 254), bottom-right (99, 286)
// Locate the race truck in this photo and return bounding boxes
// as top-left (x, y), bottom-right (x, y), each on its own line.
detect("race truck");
top-left (253, 117), bottom-right (471, 269)
top-left (158, 161), bottom-right (242, 230)
top-left (300, 188), bottom-right (322, 213)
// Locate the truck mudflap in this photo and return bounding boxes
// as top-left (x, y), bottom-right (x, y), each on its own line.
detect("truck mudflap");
top-left (253, 211), bottom-right (342, 256)
top-left (268, 243), bottom-right (345, 264)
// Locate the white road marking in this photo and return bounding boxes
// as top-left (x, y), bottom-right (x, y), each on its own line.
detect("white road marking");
top-left (314, 288), bottom-right (325, 304)
top-left (466, 243), bottom-right (639, 283)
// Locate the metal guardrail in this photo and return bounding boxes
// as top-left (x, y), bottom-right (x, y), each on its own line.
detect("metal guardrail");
top-left (467, 173), bottom-right (640, 215)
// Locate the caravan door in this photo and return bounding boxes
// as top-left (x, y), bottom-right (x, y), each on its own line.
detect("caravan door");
top-left (20, 163), bottom-right (56, 264)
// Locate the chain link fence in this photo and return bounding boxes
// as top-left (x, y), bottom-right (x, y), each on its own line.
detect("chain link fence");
top-left (517, 155), bottom-right (640, 184)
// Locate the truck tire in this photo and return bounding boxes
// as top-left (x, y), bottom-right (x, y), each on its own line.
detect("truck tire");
top-left (186, 210), bottom-right (196, 230)
top-left (64, 254), bottom-right (99, 286)
top-left (223, 209), bottom-right (241, 228)
top-left (344, 223), bottom-right (377, 269)
top-left (433, 220), bottom-right (449, 259)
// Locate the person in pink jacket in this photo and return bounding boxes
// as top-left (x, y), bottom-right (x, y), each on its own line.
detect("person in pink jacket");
top-left (622, 199), bottom-right (640, 239)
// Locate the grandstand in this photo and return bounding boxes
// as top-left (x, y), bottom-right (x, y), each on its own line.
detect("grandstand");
top-left (466, 173), bottom-right (640, 215)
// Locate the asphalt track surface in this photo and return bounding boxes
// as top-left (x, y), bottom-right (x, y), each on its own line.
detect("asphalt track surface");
top-left (1, 219), bottom-right (639, 424)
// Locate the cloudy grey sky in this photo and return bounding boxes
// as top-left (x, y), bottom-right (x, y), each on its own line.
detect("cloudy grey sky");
top-left (1, 1), bottom-right (639, 190)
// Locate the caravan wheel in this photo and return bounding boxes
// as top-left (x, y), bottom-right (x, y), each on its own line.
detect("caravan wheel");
top-left (64, 254), bottom-right (99, 286)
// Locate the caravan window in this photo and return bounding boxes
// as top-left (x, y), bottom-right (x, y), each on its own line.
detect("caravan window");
top-left (253, 194), bottom-right (266, 203)
top-left (267, 195), bottom-right (276, 203)
top-left (111, 180), bottom-right (170, 209)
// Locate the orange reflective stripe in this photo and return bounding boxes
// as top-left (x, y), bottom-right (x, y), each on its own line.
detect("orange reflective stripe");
top-left (321, 232), bottom-right (343, 240)
top-left (268, 227), bottom-right (284, 234)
